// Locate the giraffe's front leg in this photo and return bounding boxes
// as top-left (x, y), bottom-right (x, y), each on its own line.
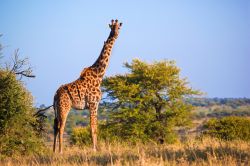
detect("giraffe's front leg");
top-left (89, 102), bottom-right (99, 151)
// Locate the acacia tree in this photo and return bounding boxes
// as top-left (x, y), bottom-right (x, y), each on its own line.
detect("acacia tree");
top-left (101, 59), bottom-right (200, 143)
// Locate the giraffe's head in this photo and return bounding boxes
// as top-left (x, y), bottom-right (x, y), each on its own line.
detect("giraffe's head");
top-left (109, 19), bottom-right (122, 39)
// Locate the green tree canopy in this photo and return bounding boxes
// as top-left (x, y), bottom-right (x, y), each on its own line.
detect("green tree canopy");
top-left (101, 59), bottom-right (200, 143)
top-left (0, 70), bottom-right (45, 157)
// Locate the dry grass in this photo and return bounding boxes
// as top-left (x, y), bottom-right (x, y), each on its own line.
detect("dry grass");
top-left (1, 137), bottom-right (249, 166)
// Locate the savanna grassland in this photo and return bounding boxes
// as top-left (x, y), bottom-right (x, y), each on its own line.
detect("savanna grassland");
top-left (2, 98), bottom-right (249, 166)
top-left (1, 137), bottom-right (249, 166)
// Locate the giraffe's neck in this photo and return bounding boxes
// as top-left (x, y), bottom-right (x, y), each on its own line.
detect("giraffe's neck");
top-left (91, 33), bottom-right (117, 77)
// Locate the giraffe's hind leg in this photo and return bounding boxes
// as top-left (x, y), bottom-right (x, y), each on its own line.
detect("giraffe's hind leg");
top-left (58, 111), bottom-right (69, 154)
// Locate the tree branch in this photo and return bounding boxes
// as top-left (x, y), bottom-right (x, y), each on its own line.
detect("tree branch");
top-left (8, 49), bottom-right (36, 79)
top-left (34, 105), bottom-right (53, 117)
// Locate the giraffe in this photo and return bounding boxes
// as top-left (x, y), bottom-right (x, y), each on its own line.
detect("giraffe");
top-left (53, 19), bottom-right (122, 153)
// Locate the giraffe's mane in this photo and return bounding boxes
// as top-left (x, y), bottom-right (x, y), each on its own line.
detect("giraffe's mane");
top-left (80, 68), bottom-right (87, 76)
top-left (80, 67), bottom-right (92, 78)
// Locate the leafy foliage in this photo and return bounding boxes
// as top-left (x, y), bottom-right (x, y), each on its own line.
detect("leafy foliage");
top-left (70, 127), bottom-right (92, 146)
top-left (0, 70), bottom-right (46, 157)
top-left (203, 116), bottom-right (250, 141)
top-left (100, 59), bottom-right (199, 143)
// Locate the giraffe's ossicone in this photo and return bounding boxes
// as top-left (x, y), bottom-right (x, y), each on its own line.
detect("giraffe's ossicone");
top-left (53, 20), bottom-right (122, 153)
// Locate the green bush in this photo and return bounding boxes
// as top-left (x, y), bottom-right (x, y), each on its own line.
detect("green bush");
top-left (70, 127), bottom-right (92, 146)
top-left (203, 116), bottom-right (250, 141)
top-left (0, 70), bottom-right (46, 157)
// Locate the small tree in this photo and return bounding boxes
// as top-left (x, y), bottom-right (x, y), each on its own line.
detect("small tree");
top-left (71, 127), bottom-right (92, 146)
top-left (101, 59), bottom-right (199, 143)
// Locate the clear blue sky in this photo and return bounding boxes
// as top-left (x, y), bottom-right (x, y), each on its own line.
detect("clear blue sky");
top-left (1, 0), bottom-right (249, 106)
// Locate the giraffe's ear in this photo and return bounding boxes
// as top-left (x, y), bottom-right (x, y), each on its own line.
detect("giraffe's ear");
top-left (120, 23), bottom-right (122, 27)
top-left (109, 24), bottom-right (112, 28)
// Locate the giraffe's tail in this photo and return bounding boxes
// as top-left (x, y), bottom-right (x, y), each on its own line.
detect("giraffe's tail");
top-left (53, 100), bottom-right (60, 152)
top-left (54, 117), bottom-right (59, 130)
top-left (53, 99), bottom-right (60, 130)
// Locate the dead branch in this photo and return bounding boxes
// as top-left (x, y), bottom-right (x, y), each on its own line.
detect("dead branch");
top-left (34, 105), bottom-right (53, 117)
top-left (8, 49), bottom-right (36, 79)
